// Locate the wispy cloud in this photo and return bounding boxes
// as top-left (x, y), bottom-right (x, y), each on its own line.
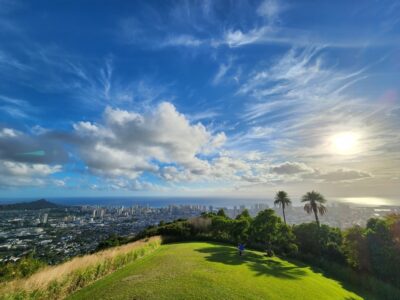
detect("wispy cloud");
top-left (0, 50), bottom-right (30, 71)
top-left (257, 0), bottom-right (284, 24)
top-left (0, 95), bottom-right (37, 119)
top-left (212, 60), bottom-right (233, 85)
top-left (232, 46), bottom-right (400, 181)
top-left (189, 110), bottom-right (220, 122)
top-left (162, 35), bottom-right (205, 47)
top-left (0, 43), bottom-right (172, 114)
top-left (117, 0), bottom-right (400, 51)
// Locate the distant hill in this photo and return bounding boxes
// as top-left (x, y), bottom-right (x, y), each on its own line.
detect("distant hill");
top-left (0, 199), bottom-right (62, 210)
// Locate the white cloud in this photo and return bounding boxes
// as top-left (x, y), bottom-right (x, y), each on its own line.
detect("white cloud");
top-left (271, 161), bottom-right (314, 175)
top-left (311, 169), bottom-right (372, 182)
top-left (223, 26), bottom-right (271, 48)
top-left (0, 128), bottom-right (20, 138)
top-left (0, 160), bottom-right (61, 177)
top-left (0, 160), bottom-right (62, 188)
top-left (268, 161), bottom-right (372, 183)
top-left (207, 132), bottom-right (227, 151)
top-left (53, 179), bottom-right (66, 187)
top-left (105, 178), bottom-right (161, 191)
top-left (160, 155), bottom-right (251, 183)
top-left (73, 102), bottom-right (226, 180)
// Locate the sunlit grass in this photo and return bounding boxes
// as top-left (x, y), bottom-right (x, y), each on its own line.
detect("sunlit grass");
top-left (70, 242), bottom-right (364, 300)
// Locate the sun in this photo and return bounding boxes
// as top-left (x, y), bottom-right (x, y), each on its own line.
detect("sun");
top-left (331, 132), bottom-right (359, 155)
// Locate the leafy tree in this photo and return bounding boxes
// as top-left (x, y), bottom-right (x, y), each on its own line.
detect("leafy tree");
top-left (236, 209), bottom-right (251, 220)
top-left (217, 208), bottom-right (226, 217)
top-left (342, 215), bottom-right (400, 288)
top-left (274, 191), bottom-right (291, 225)
top-left (293, 222), bottom-right (322, 255)
top-left (293, 222), bottom-right (344, 262)
top-left (201, 211), bottom-right (216, 218)
top-left (275, 223), bottom-right (298, 256)
top-left (365, 218), bottom-right (398, 283)
top-left (342, 225), bottom-right (370, 271)
top-left (231, 218), bottom-right (250, 243)
top-left (249, 209), bottom-right (282, 256)
top-left (209, 214), bottom-right (232, 241)
top-left (158, 221), bottom-right (192, 238)
top-left (301, 191), bottom-right (327, 227)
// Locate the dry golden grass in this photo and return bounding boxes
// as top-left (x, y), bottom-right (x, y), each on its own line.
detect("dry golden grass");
top-left (0, 236), bottom-right (161, 299)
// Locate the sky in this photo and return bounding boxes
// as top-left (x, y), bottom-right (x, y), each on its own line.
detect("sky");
top-left (0, 0), bottom-right (399, 204)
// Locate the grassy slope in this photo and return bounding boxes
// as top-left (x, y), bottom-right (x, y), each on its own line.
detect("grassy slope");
top-left (69, 242), bottom-right (366, 300)
top-left (0, 237), bottom-right (161, 300)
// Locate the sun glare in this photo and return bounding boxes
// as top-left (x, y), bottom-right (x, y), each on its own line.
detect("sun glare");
top-left (331, 132), bottom-right (359, 155)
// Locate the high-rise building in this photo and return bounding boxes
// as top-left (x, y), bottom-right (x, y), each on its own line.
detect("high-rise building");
top-left (233, 206), bottom-right (238, 216)
top-left (42, 213), bottom-right (48, 224)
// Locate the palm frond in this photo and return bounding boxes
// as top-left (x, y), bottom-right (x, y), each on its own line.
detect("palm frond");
top-left (318, 204), bottom-right (327, 216)
top-left (301, 194), bottom-right (309, 202)
top-left (304, 203), bottom-right (313, 214)
top-left (274, 199), bottom-right (281, 206)
top-left (283, 198), bottom-right (291, 205)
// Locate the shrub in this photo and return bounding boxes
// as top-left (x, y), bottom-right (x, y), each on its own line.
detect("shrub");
top-left (0, 237), bottom-right (162, 300)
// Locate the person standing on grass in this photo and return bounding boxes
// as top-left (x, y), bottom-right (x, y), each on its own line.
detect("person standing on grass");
top-left (238, 243), bottom-right (245, 256)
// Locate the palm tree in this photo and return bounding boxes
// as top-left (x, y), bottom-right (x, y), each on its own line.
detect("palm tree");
top-left (274, 191), bottom-right (291, 225)
top-left (301, 191), bottom-right (327, 227)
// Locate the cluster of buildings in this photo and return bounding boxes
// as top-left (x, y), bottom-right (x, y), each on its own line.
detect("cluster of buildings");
top-left (1, 201), bottom-right (398, 264)
top-left (0, 204), bottom-right (211, 264)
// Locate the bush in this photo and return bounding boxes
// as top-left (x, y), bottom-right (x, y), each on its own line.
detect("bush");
top-left (0, 256), bottom-right (45, 282)
top-left (293, 222), bottom-right (345, 262)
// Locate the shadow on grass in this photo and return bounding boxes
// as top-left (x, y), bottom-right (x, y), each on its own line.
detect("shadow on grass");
top-left (195, 245), bottom-right (306, 280)
top-left (282, 257), bottom-right (379, 300)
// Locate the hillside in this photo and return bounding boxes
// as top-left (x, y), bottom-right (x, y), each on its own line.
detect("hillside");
top-left (69, 242), bottom-right (366, 300)
top-left (0, 199), bottom-right (61, 210)
top-left (0, 237), bottom-right (161, 300)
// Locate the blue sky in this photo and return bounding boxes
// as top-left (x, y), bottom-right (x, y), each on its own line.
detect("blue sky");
top-left (0, 0), bottom-right (399, 202)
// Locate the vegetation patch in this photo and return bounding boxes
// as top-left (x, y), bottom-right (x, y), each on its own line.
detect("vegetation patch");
top-left (0, 237), bottom-right (161, 300)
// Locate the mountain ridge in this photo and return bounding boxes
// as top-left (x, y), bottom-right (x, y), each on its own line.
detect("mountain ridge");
top-left (0, 199), bottom-right (62, 210)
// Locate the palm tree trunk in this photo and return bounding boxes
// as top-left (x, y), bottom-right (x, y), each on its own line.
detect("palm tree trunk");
top-left (313, 208), bottom-right (320, 227)
top-left (282, 207), bottom-right (286, 225)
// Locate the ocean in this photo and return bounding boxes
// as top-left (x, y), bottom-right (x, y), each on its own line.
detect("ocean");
top-left (1, 196), bottom-right (398, 207)
top-left (0, 196), bottom-right (272, 208)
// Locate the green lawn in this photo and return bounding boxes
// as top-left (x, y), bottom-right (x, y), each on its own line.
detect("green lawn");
top-left (69, 242), bottom-right (365, 300)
